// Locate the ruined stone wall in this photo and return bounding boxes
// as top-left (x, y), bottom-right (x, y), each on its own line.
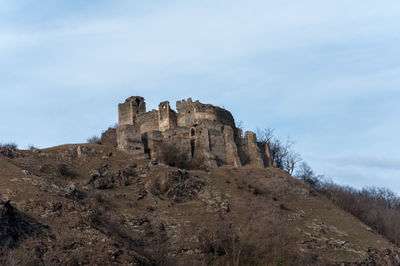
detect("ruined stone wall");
top-left (241, 132), bottom-right (264, 168)
top-left (176, 98), bottom-right (235, 128)
top-left (208, 129), bottom-right (226, 166)
top-left (259, 142), bottom-right (274, 167)
top-left (223, 126), bottom-right (242, 167)
top-left (158, 102), bottom-right (177, 132)
top-left (141, 130), bottom-right (164, 158)
top-left (118, 96), bottom-right (146, 126)
top-left (194, 128), bottom-right (218, 168)
top-left (118, 103), bottom-right (134, 126)
top-left (135, 110), bottom-right (159, 133)
top-left (196, 120), bottom-right (226, 165)
top-left (116, 96), bottom-right (272, 169)
top-left (162, 127), bottom-right (192, 160)
top-left (117, 125), bottom-right (147, 159)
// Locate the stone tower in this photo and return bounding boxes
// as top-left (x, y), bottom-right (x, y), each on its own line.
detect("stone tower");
top-left (158, 101), bottom-right (177, 132)
top-left (118, 96), bottom-right (146, 126)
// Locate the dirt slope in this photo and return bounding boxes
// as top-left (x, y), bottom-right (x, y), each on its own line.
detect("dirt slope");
top-left (0, 144), bottom-right (399, 265)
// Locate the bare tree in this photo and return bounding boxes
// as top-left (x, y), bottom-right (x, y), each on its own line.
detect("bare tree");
top-left (295, 162), bottom-right (323, 188)
top-left (283, 150), bottom-right (301, 175)
top-left (256, 128), bottom-right (275, 144)
top-left (256, 128), bottom-right (302, 174)
top-left (318, 183), bottom-right (400, 246)
top-left (87, 135), bottom-right (102, 144)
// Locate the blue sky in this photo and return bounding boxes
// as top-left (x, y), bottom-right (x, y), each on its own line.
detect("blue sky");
top-left (1, 0), bottom-right (399, 192)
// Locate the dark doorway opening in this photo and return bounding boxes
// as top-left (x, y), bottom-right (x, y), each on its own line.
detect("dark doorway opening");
top-left (190, 139), bottom-right (195, 158)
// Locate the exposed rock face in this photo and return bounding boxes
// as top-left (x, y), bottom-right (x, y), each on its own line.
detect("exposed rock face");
top-left (0, 198), bottom-right (41, 248)
top-left (363, 248), bottom-right (400, 266)
top-left (101, 127), bottom-right (117, 147)
top-left (116, 96), bottom-right (274, 168)
top-left (150, 169), bottom-right (205, 203)
top-left (0, 147), bottom-right (21, 159)
top-left (88, 165), bottom-right (138, 189)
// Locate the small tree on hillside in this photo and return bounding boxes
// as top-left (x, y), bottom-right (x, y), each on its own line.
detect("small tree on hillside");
top-left (256, 128), bottom-right (301, 175)
top-left (295, 162), bottom-right (323, 189)
top-left (87, 135), bottom-right (102, 144)
top-left (283, 149), bottom-right (301, 175)
top-left (0, 143), bottom-right (18, 150)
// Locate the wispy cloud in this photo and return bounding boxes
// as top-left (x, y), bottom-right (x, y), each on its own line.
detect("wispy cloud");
top-left (332, 156), bottom-right (400, 171)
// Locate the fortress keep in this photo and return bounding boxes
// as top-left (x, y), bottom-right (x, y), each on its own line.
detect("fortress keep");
top-left (117, 96), bottom-right (273, 168)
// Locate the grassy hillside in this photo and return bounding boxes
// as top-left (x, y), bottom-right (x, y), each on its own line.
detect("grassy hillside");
top-left (0, 144), bottom-right (399, 265)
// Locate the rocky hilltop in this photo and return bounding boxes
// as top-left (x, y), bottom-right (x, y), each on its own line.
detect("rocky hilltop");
top-left (0, 97), bottom-right (399, 265)
top-left (0, 143), bottom-right (399, 265)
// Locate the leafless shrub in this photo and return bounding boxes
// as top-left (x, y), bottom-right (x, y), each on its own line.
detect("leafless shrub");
top-left (151, 232), bottom-right (173, 266)
top-left (295, 162), bottom-right (324, 188)
top-left (158, 143), bottom-right (187, 168)
top-left (256, 128), bottom-right (301, 174)
top-left (256, 128), bottom-right (275, 144)
top-left (94, 193), bottom-right (114, 206)
top-left (185, 152), bottom-right (207, 170)
top-left (39, 164), bottom-right (53, 173)
top-left (56, 163), bottom-right (77, 178)
top-left (295, 160), bottom-right (400, 247)
top-left (0, 143), bottom-right (20, 158)
top-left (294, 161), bottom-right (400, 246)
top-left (87, 135), bottom-right (102, 144)
top-left (319, 183), bottom-right (400, 246)
top-left (150, 179), bottom-right (164, 197)
top-left (198, 223), bottom-right (258, 266)
top-left (0, 142), bottom-right (18, 149)
top-left (27, 144), bottom-right (38, 150)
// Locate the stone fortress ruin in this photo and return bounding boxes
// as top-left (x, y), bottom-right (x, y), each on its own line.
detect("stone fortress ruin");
top-left (117, 96), bottom-right (273, 168)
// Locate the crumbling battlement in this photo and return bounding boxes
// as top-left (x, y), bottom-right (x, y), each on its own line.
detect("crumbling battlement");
top-left (116, 96), bottom-right (273, 168)
top-left (176, 98), bottom-right (235, 128)
top-left (118, 96), bottom-right (146, 126)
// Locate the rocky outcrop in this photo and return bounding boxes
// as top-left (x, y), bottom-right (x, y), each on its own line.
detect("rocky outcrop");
top-left (0, 198), bottom-right (43, 248)
top-left (150, 169), bottom-right (205, 203)
top-left (0, 146), bottom-right (21, 159)
top-left (88, 165), bottom-right (138, 189)
top-left (101, 127), bottom-right (117, 147)
top-left (363, 248), bottom-right (400, 266)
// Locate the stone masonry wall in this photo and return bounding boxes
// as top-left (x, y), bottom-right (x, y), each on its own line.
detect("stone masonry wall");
top-left (118, 96), bottom-right (146, 126)
top-left (116, 96), bottom-right (272, 169)
top-left (135, 111), bottom-right (159, 133)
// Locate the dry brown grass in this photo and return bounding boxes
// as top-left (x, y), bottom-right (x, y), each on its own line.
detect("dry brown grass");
top-left (0, 144), bottom-right (398, 265)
